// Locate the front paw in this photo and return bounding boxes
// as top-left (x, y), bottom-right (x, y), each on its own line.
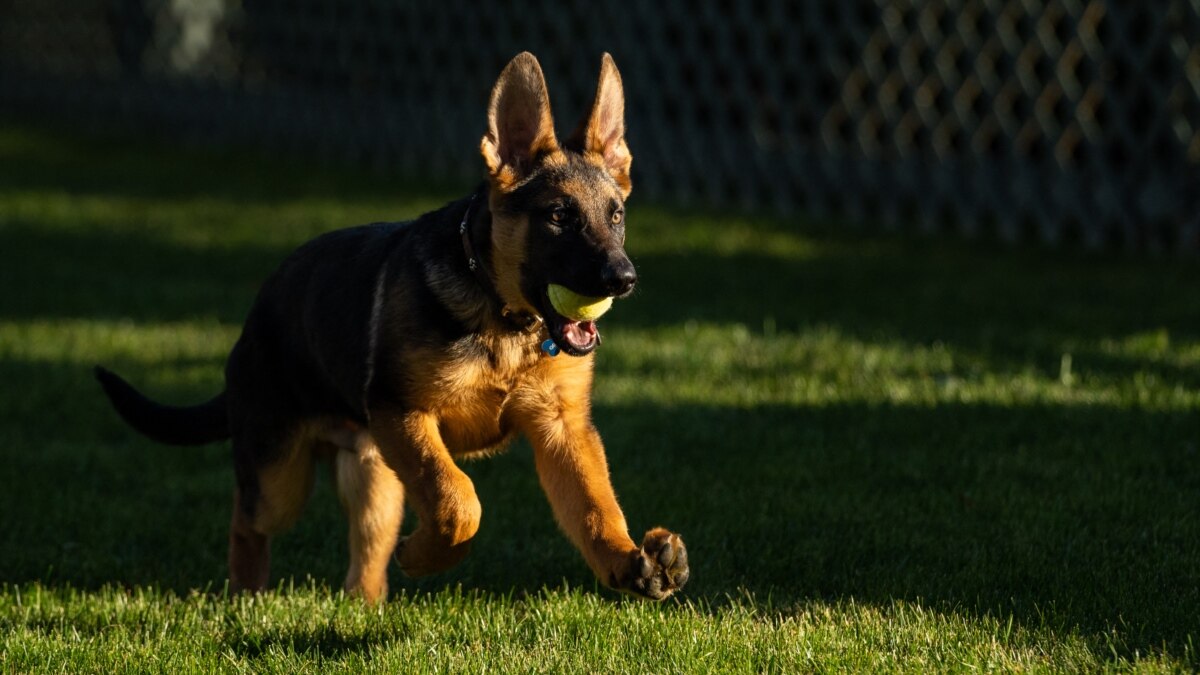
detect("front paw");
top-left (616, 528), bottom-right (689, 600)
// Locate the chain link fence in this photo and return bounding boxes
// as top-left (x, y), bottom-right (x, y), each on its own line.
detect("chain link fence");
top-left (2, 1), bottom-right (1197, 250)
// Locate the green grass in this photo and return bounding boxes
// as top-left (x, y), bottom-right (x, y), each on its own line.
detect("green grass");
top-left (1, 123), bottom-right (1198, 672)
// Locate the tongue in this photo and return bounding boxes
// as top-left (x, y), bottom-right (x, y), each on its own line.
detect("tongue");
top-left (561, 320), bottom-right (598, 350)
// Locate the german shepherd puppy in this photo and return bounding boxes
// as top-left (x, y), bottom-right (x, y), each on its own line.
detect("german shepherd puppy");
top-left (95, 52), bottom-right (689, 603)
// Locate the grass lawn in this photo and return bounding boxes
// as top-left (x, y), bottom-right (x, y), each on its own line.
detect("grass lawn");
top-left (1, 123), bottom-right (1198, 672)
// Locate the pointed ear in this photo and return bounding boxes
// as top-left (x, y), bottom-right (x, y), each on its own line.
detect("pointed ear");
top-left (566, 53), bottom-right (632, 197)
top-left (480, 52), bottom-right (559, 191)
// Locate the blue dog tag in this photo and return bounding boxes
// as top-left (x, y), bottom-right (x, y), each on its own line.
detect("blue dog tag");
top-left (541, 339), bottom-right (560, 357)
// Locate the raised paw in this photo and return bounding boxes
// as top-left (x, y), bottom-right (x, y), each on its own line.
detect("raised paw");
top-left (617, 527), bottom-right (689, 600)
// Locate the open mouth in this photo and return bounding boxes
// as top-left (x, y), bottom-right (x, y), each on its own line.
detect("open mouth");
top-left (541, 291), bottom-right (602, 357)
top-left (545, 310), bottom-right (600, 356)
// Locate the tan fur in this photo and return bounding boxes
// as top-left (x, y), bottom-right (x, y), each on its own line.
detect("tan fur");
top-left (335, 438), bottom-right (404, 604)
top-left (228, 488), bottom-right (270, 593)
top-left (483, 54), bottom-right (560, 315)
top-left (250, 424), bottom-right (322, 534)
top-left (366, 319), bottom-right (657, 591)
top-left (228, 420), bottom-right (344, 594)
top-left (227, 423), bottom-right (320, 594)
top-left (509, 355), bottom-right (637, 584)
top-left (489, 208), bottom-right (536, 316)
top-left (570, 53), bottom-right (633, 197)
top-left (481, 53), bottom-right (561, 192)
top-left (368, 408), bottom-right (482, 577)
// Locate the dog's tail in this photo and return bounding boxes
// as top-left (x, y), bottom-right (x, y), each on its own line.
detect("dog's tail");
top-left (94, 366), bottom-right (230, 446)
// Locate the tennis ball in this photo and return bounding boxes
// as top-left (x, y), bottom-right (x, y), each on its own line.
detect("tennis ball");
top-left (547, 283), bottom-right (613, 321)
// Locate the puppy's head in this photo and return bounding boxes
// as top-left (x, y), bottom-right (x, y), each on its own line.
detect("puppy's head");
top-left (480, 52), bottom-right (634, 356)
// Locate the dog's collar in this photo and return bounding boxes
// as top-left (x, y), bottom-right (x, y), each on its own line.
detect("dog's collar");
top-left (458, 192), bottom-right (543, 333)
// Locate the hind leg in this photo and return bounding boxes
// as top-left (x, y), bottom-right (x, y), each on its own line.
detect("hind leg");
top-left (229, 487), bottom-right (271, 592)
top-left (227, 431), bottom-right (317, 594)
top-left (334, 434), bottom-right (405, 603)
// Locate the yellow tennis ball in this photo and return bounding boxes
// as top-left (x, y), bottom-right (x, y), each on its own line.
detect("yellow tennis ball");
top-left (547, 284), bottom-right (613, 321)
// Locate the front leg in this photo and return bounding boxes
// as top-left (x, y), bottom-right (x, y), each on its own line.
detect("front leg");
top-left (369, 409), bottom-right (482, 577)
top-left (516, 392), bottom-right (689, 599)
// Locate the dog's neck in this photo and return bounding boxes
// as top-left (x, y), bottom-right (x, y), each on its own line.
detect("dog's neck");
top-left (458, 190), bottom-right (542, 333)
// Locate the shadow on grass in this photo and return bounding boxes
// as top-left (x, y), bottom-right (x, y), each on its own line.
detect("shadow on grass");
top-left (0, 224), bottom-right (286, 324)
top-left (3, 125), bottom-right (1198, 662)
top-left (223, 622), bottom-right (405, 662)
top-left (3, 221), bottom-right (1199, 393)
top-left (616, 246), bottom-right (1200, 391)
top-left (3, 353), bottom-right (1196, 659)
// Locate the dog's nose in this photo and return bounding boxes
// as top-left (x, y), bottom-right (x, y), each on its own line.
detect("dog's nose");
top-left (602, 256), bottom-right (637, 296)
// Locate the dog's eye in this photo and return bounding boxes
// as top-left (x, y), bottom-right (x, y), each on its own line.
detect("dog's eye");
top-left (611, 209), bottom-right (624, 225)
top-left (547, 206), bottom-right (582, 231)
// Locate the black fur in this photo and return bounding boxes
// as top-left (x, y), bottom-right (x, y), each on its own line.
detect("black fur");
top-left (95, 195), bottom-right (481, 445)
top-left (94, 366), bottom-right (228, 445)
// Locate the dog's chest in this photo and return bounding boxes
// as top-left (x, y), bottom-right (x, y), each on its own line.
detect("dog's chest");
top-left (422, 334), bottom-right (544, 454)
